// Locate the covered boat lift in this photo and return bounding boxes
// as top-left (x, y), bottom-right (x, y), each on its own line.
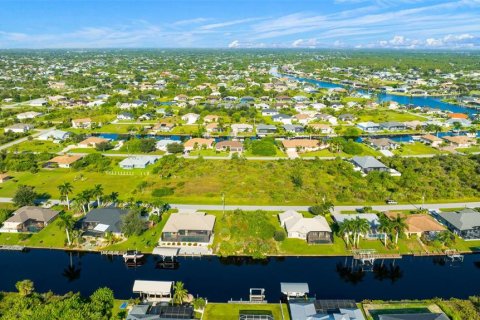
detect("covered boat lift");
top-left (132, 280), bottom-right (173, 302)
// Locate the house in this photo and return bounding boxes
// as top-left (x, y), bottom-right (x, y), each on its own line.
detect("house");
top-left (119, 156), bottom-right (159, 169)
top-left (5, 123), bottom-right (34, 133)
top-left (16, 111), bottom-right (42, 120)
top-left (283, 124), bottom-right (305, 133)
top-left (357, 122), bottom-right (381, 132)
top-left (152, 122), bottom-right (174, 133)
top-left (205, 122), bottom-right (222, 133)
top-left (72, 118), bottom-right (93, 129)
top-left (0, 173), bottom-right (12, 183)
top-left (127, 303), bottom-right (194, 320)
top-left (308, 123), bottom-right (334, 134)
top-left (29, 98), bottom-right (48, 107)
top-left (262, 109), bottom-right (279, 116)
top-left (0, 206), bottom-right (59, 233)
top-left (184, 138), bottom-right (214, 151)
top-left (294, 114), bottom-right (314, 125)
top-left (338, 114), bottom-right (356, 122)
top-left (216, 140), bottom-right (243, 152)
top-left (436, 208), bottom-right (480, 240)
top-left (288, 299), bottom-right (365, 320)
top-left (37, 129), bottom-right (71, 141)
top-left (419, 134), bottom-right (443, 147)
top-left (404, 120), bottom-right (426, 130)
top-left (386, 212), bottom-right (445, 239)
top-left (380, 122), bottom-right (407, 131)
top-left (139, 113), bottom-right (154, 121)
top-left (351, 156), bottom-right (389, 174)
top-left (378, 314), bottom-right (448, 320)
top-left (181, 113), bottom-right (200, 124)
top-left (132, 280), bottom-right (174, 304)
top-left (231, 124), bottom-right (253, 135)
top-left (78, 137), bottom-right (110, 148)
top-left (117, 112), bottom-right (135, 121)
top-left (332, 213), bottom-right (383, 239)
top-left (156, 139), bottom-right (177, 152)
top-left (256, 124), bottom-right (277, 135)
top-left (80, 207), bottom-right (128, 237)
top-left (161, 211), bottom-right (216, 243)
top-left (367, 138), bottom-right (399, 150)
top-left (282, 139), bottom-right (324, 153)
top-left (271, 114), bottom-right (292, 125)
top-left (203, 115), bottom-right (220, 123)
top-left (446, 118), bottom-right (471, 127)
top-left (47, 155), bottom-right (82, 168)
top-left (278, 211), bottom-right (333, 243)
top-left (447, 113), bottom-right (469, 120)
top-left (443, 135), bottom-right (476, 148)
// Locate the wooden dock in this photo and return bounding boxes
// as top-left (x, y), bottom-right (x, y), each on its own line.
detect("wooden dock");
top-left (352, 253), bottom-right (402, 260)
top-left (0, 245), bottom-right (26, 251)
top-left (100, 251), bottom-right (123, 256)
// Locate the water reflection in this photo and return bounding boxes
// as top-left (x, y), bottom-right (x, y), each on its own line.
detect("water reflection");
top-left (62, 252), bottom-right (81, 282)
top-left (336, 262), bottom-right (365, 284)
top-left (373, 263), bottom-right (403, 283)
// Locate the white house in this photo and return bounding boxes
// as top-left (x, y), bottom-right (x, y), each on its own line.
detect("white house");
top-left (181, 113), bottom-right (200, 125)
top-left (37, 130), bottom-right (71, 142)
top-left (5, 123), bottom-right (34, 133)
top-left (17, 111), bottom-right (42, 120)
top-left (156, 139), bottom-right (177, 151)
top-left (278, 211), bottom-right (332, 243)
top-left (119, 156), bottom-right (160, 169)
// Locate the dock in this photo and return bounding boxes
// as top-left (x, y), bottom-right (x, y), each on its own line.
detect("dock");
top-left (0, 245), bottom-right (26, 251)
top-left (100, 250), bottom-right (123, 256)
top-left (352, 250), bottom-right (402, 263)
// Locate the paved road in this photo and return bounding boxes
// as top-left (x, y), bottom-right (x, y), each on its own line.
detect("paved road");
top-left (0, 128), bottom-right (54, 151)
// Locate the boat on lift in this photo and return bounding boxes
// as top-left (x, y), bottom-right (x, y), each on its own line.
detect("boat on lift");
top-left (123, 250), bottom-right (144, 262)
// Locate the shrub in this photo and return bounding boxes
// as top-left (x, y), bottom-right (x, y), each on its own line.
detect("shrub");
top-left (274, 229), bottom-right (287, 241)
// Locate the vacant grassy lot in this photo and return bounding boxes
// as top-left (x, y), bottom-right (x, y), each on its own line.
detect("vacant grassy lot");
top-left (358, 110), bottom-right (424, 123)
top-left (7, 140), bottom-right (65, 153)
top-left (394, 142), bottom-right (447, 156)
top-left (203, 303), bottom-right (290, 320)
top-left (301, 144), bottom-right (381, 158)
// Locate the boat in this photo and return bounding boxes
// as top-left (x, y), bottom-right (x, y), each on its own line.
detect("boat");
top-left (123, 250), bottom-right (144, 261)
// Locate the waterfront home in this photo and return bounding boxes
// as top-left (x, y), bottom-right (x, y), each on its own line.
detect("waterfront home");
top-left (308, 123), bottom-right (333, 134)
top-left (283, 124), bottom-right (305, 133)
top-left (215, 140), bottom-right (243, 152)
top-left (367, 138), bottom-right (399, 151)
top-left (282, 139), bottom-right (324, 153)
top-left (436, 208), bottom-right (480, 240)
top-left (151, 122), bottom-right (174, 133)
top-left (287, 296), bottom-right (364, 320)
top-left (332, 213), bottom-right (382, 239)
top-left (256, 124), bottom-right (277, 135)
top-left (119, 156), bottom-right (159, 169)
top-left (117, 112), bottom-right (135, 121)
top-left (127, 304), bottom-right (195, 320)
top-left (161, 211), bottom-right (216, 243)
top-left (183, 138), bottom-right (215, 151)
top-left (278, 211), bottom-right (333, 243)
top-left (404, 120), bottom-right (426, 130)
top-left (443, 135), bottom-right (476, 148)
top-left (0, 206), bottom-right (59, 233)
top-left (46, 155), bottom-right (82, 168)
top-left (272, 114), bottom-right (292, 125)
top-left (71, 118), bottom-right (93, 129)
top-left (203, 114), bottom-right (220, 123)
top-left (231, 123), bottom-right (253, 135)
top-left (79, 207), bottom-right (128, 237)
top-left (357, 122), bottom-right (381, 132)
top-left (77, 136), bottom-right (109, 148)
top-left (181, 113), bottom-right (200, 124)
top-left (447, 113), bottom-right (469, 120)
top-left (378, 313), bottom-right (448, 320)
top-left (205, 122), bottom-right (222, 133)
top-left (17, 111), bottom-right (42, 120)
top-left (4, 123), bottom-right (34, 133)
top-left (351, 156), bottom-right (389, 174)
top-left (380, 122), bottom-right (407, 131)
top-left (156, 139), bottom-right (176, 151)
top-left (419, 134), bottom-right (443, 148)
top-left (385, 212), bottom-right (445, 239)
top-left (281, 282), bottom-right (309, 300)
top-left (132, 280), bottom-right (174, 303)
top-left (446, 118), bottom-right (472, 127)
top-left (37, 129), bottom-right (71, 142)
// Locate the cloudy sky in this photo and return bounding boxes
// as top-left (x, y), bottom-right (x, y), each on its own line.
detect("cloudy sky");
top-left (0, 0), bottom-right (479, 49)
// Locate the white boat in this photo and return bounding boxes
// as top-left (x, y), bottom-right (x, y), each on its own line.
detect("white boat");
top-left (123, 250), bottom-right (144, 261)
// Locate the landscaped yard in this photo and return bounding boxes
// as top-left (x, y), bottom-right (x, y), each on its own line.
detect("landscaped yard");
top-left (363, 301), bottom-right (443, 320)
top-left (394, 142), bottom-right (448, 156)
top-left (202, 303), bottom-right (289, 320)
top-left (0, 218), bottom-right (67, 248)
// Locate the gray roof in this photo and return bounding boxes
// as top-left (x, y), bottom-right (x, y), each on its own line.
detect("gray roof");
top-left (6, 206), bottom-right (59, 224)
top-left (288, 302), bottom-right (318, 320)
top-left (379, 314), bottom-right (449, 320)
top-left (162, 211), bottom-right (215, 233)
top-left (332, 213), bottom-right (380, 228)
top-left (351, 156), bottom-right (388, 170)
top-left (257, 124), bottom-right (277, 130)
top-left (380, 121), bottom-right (406, 128)
top-left (280, 282), bottom-right (309, 294)
top-left (438, 208), bottom-right (480, 230)
top-left (82, 207), bottom-right (128, 234)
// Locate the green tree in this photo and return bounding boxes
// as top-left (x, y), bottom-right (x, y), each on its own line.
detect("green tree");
top-left (92, 184), bottom-right (104, 207)
top-left (173, 281), bottom-right (188, 305)
top-left (13, 185), bottom-right (36, 207)
top-left (16, 279), bottom-right (34, 297)
top-left (390, 214), bottom-right (407, 245)
top-left (58, 213), bottom-right (75, 246)
top-left (89, 287), bottom-right (114, 319)
top-left (167, 142), bottom-right (185, 154)
top-left (378, 214), bottom-right (392, 247)
top-left (58, 182), bottom-right (74, 210)
top-left (121, 208), bottom-right (145, 237)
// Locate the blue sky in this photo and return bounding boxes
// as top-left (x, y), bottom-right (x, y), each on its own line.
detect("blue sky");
top-left (0, 0), bottom-right (479, 49)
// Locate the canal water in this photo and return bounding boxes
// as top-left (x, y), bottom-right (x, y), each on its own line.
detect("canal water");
top-left (0, 250), bottom-right (478, 301)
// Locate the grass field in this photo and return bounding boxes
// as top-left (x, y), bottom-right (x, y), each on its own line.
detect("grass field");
top-left (394, 142), bottom-right (448, 156)
top-left (203, 303), bottom-right (290, 320)
top-left (190, 149), bottom-right (230, 157)
top-left (358, 110), bottom-right (424, 123)
top-left (302, 144), bottom-right (381, 158)
top-left (457, 146), bottom-right (480, 154)
top-left (7, 140), bottom-right (65, 153)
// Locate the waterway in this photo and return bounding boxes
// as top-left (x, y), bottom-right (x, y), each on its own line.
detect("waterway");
top-left (0, 249), bottom-right (478, 301)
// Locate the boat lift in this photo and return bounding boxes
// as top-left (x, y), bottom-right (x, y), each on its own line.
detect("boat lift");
top-left (445, 249), bottom-right (464, 262)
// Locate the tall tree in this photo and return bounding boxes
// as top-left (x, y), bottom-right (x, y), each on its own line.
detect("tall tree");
top-left (92, 184), bottom-right (104, 207)
top-left (12, 185), bottom-right (36, 207)
top-left (58, 213), bottom-right (75, 246)
top-left (57, 182), bottom-right (73, 210)
top-left (390, 214), bottom-right (407, 245)
top-left (172, 281), bottom-right (188, 305)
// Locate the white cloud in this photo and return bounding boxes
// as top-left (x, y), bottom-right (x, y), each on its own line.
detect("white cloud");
top-left (228, 40), bottom-right (240, 48)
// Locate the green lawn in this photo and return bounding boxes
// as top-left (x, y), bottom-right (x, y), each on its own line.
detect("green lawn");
top-left (394, 143), bottom-right (447, 156)
top-left (171, 125), bottom-right (203, 134)
top-left (7, 140), bottom-right (65, 153)
top-left (0, 218), bottom-right (67, 248)
top-left (301, 144), bottom-right (381, 158)
top-left (358, 110), bottom-right (424, 123)
top-left (457, 146), bottom-right (480, 154)
top-left (244, 148), bottom-right (286, 158)
top-left (203, 303), bottom-right (290, 320)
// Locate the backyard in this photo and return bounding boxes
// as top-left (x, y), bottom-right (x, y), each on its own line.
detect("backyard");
top-left (202, 303), bottom-right (289, 320)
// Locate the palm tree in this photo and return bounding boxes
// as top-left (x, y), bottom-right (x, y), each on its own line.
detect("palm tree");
top-left (92, 184), bottom-right (104, 207)
top-left (16, 279), bottom-right (34, 297)
top-left (352, 217), bottom-right (371, 248)
top-left (76, 190), bottom-right (92, 214)
top-left (390, 214), bottom-right (407, 245)
top-left (108, 191), bottom-right (119, 205)
top-left (57, 182), bottom-right (73, 210)
top-left (58, 213), bottom-right (75, 246)
top-left (172, 281), bottom-right (188, 305)
top-left (339, 219), bottom-right (354, 247)
top-left (437, 230), bottom-right (455, 247)
top-left (378, 214), bottom-right (392, 247)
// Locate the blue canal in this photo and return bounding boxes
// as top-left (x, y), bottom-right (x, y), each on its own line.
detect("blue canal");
top-left (0, 250), bottom-right (478, 301)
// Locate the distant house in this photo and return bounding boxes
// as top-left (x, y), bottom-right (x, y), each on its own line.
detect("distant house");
top-left (37, 129), bottom-right (71, 142)
top-left (308, 123), bottom-right (333, 134)
top-left (380, 122), bottom-right (407, 131)
top-left (216, 140), bottom-right (244, 152)
top-left (367, 138), bottom-right (399, 151)
top-left (119, 156), bottom-right (159, 169)
top-left (4, 123), bottom-right (34, 133)
top-left (161, 211), bottom-right (216, 243)
top-left (282, 139), bottom-right (324, 153)
top-left (332, 213), bottom-right (383, 240)
top-left (29, 98), bottom-right (48, 107)
top-left (184, 138), bottom-right (215, 151)
top-left (436, 208), bottom-right (480, 240)
top-left (205, 122), bottom-right (222, 133)
top-left (72, 118), bottom-right (93, 129)
top-left (443, 136), bottom-right (476, 148)
top-left (256, 124), bottom-right (277, 135)
top-left (17, 111), bottom-right (42, 120)
top-left (447, 113), bottom-right (469, 120)
top-left (203, 115), bottom-right (220, 123)
top-left (351, 156), bottom-right (390, 174)
top-left (0, 173), bottom-right (12, 183)
top-left (80, 207), bottom-right (128, 237)
top-left (152, 122), bottom-right (174, 133)
top-left (126, 303), bottom-right (195, 320)
top-left (262, 109), bottom-right (279, 116)
top-left (357, 122), bottom-right (380, 132)
top-left (1, 206), bottom-right (59, 233)
top-left (386, 212), bottom-right (445, 239)
top-left (156, 139), bottom-right (177, 151)
top-left (278, 211), bottom-right (332, 243)
top-left (283, 124), bottom-right (305, 133)
top-left (419, 134), bottom-right (443, 148)
top-left (271, 114), bottom-right (292, 125)
top-left (231, 124), bottom-right (253, 136)
top-left (181, 113), bottom-right (200, 124)
top-left (117, 112), bottom-right (135, 121)
top-left (47, 155), bottom-right (82, 168)
top-left (78, 137), bottom-right (110, 148)
top-left (338, 114), bottom-right (356, 122)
